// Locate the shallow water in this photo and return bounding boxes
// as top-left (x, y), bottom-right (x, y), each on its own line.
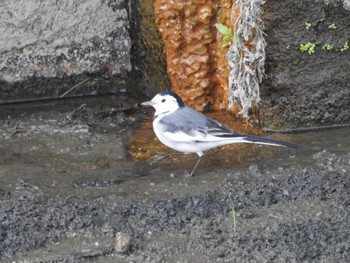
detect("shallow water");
top-left (0, 95), bottom-right (349, 262)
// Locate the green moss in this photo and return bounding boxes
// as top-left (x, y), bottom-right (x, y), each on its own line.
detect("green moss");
top-left (321, 44), bottom-right (334, 51)
top-left (341, 42), bottom-right (349, 52)
top-left (300, 42), bottom-right (316, 54)
top-left (328, 23), bottom-right (337, 29)
top-left (305, 21), bottom-right (311, 30)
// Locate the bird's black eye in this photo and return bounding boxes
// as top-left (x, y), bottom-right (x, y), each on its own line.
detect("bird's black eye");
top-left (161, 98), bottom-right (166, 103)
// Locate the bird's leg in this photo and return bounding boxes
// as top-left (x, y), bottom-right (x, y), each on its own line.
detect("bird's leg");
top-left (186, 156), bottom-right (203, 177)
top-left (150, 152), bottom-right (183, 165)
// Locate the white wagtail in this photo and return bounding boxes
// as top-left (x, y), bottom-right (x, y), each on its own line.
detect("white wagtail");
top-left (142, 91), bottom-right (298, 176)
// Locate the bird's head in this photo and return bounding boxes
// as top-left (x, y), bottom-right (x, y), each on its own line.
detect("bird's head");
top-left (141, 91), bottom-right (185, 115)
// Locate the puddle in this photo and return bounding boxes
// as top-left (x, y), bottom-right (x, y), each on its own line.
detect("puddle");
top-left (0, 95), bottom-right (303, 200)
top-left (0, 95), bottom-right (349, 262)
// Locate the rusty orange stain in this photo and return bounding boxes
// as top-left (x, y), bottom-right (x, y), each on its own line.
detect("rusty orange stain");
top-left (154, 0), bottom-right (234, 111)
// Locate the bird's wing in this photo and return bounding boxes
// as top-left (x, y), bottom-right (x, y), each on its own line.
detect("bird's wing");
top-left (158, 107), bottom-right (241, 142)
top-left (203, 118), bottom-right (236, 136)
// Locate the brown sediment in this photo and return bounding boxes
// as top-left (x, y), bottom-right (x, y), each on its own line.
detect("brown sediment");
top-left (154, 0), bottom-right (234, 112)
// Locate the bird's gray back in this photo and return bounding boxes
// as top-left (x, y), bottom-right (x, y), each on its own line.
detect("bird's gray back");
top-left (158, 107), bottom-right (234, 135)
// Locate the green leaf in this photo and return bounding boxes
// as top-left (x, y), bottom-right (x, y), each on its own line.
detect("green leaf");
top-left (215, 23), bottom-right (232, 36)
top-left (222, 35), bottom-right (232, 47)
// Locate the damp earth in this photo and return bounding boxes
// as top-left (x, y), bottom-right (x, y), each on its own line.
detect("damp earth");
top-left (0, 95), bottom-right (349, 262)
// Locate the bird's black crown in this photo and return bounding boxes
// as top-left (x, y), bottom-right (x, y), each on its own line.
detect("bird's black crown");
top-left (159, 91), bottom-right (185, 108)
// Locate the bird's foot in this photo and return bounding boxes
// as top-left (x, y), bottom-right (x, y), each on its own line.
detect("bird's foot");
top-left (184, 171), bottom-right (194, 177)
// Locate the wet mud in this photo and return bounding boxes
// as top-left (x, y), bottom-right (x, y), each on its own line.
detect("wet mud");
top-left (0, 95), bottom-right (349, 262)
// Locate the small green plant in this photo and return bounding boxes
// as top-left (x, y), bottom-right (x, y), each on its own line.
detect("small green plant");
top-left (341, 42), bottom-right (349, 52)
top-left (305, 21), bottom-right (311, 30)
top-left (215, 23), bottom-right (240, 48)
top-left (300, 42), bottom-right (316, 54)
top-left (322, 43), bottom-right (334, 51)
top-left (229, 197), bottom-right (237, 233)
top-left (328, 23), bottom-right (337, 29)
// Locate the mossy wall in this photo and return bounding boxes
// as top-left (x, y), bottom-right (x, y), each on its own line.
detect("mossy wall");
top-left (261, 0), bottom-right (350, 129)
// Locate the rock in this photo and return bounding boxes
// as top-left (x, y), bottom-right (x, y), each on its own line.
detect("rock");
top-left (0, 0), bottom-right (131, 97)
top-left (114, 232), bottom-right (132, 254)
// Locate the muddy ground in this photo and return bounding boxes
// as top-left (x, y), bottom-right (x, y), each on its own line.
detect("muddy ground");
top-left (0, 95), bottom-right (349, 263)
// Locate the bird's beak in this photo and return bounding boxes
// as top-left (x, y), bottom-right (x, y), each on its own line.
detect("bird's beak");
top-left (141, 100), bottom-right (153, 107)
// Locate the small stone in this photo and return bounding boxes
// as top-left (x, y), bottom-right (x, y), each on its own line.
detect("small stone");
top-left (114, 232), bottom-right (132, 254)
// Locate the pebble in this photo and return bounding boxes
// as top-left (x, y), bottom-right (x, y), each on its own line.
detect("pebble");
top-left (115, 232), bottom-right (132, 254)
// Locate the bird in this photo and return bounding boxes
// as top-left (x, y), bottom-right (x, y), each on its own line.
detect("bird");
top-left (141, 91), bottom-right (298, 176)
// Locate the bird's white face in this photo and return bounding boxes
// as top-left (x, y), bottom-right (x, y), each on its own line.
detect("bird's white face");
top-left (142, 94), bottom-right (181, 116)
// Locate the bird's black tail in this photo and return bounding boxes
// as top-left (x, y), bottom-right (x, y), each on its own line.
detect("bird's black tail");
top-left (244, 135), bottom-right (298, 148)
